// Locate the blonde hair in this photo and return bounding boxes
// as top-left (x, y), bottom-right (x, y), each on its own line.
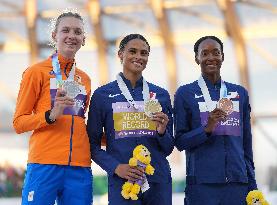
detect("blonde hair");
top-left (49, 9), bottom-right (85, 48)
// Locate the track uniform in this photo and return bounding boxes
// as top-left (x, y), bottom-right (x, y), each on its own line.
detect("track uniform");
top-left (174, 77), bottom-right (257, 205)
top-left (13, 54), bottom-right (92, 205)
top-left (87, 73), bottom-right (174, 205)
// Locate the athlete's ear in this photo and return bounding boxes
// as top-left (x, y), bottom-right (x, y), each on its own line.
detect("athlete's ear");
top-left (118, 50), bottom-right (123, 64)
top-left (195, 54), bottom-right (200, 65)
top-left (82, 36), bottom-right (85, 46)
top-left (52, 32), bottom-right (57, 43)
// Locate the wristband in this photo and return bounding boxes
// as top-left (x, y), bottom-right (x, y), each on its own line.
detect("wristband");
top-left (45, 110), bottom-right (56, 124)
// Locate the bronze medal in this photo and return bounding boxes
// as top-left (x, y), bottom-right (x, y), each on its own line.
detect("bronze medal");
top-left (218, 98), bottom-right (233, 115)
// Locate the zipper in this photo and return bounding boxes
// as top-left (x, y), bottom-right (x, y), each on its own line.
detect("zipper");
top-left (223, 136), bottom-right (228, 183)
top-left (64, 63), bottom-right (69, 78)
top-left (62, 62), bottom-right (74, 165)
top-left (214, 84), bottom-right (219, 91)
top-left (215, 83), bottom-right (228, 182)
top-left (68, 115), bottom-right (74, 165)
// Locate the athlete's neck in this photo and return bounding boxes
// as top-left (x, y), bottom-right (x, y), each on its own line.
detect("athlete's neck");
top-left (58, 51), bottom-right (76, 60)
top-left (202, 73), bottom-right (221, 84)
top-left (122, 70), bottom-right (142, 88)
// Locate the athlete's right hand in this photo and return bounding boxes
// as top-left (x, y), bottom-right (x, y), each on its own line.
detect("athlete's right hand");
top-left (115, 164), bottom-right (144, 183)
top-left (205, 108), bottom-right (227, 134)
top-left (49, 89), bottom-right (75, 120)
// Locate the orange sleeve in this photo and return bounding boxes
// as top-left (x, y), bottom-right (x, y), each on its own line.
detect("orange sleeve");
top-left (13, 67), bottom-right (49, 134)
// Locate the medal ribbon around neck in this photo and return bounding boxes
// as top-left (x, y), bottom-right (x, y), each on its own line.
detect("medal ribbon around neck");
top-left (198, 75), bottom-right (228, 112)
top-left (51, 53), bottom-right (76, 88)
top-left (116, 73), bottom-right (150, 110)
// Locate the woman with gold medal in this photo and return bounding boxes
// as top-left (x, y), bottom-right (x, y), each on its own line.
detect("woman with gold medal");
top-left (87, 34), bottom-right (174, 205)
top-left (174, 36), bottom-right (257, 205)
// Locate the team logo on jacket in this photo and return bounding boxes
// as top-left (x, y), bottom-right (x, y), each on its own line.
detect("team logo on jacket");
top-left (75, 75), bottom-right (82, 83)
top-left (28, 191), bottom-right (34, 202)
top-left (149, 91), bottom-right (156, 99)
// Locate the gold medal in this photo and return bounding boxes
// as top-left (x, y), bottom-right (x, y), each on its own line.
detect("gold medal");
top-left (218, 98), bottom-right (233, 115)
top-left (62, 80), bottom-right (81, 98)
top-left (144, 99), bottom-right (162, 118)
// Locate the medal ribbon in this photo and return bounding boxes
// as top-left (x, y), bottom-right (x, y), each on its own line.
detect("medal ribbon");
top-left (51, 53), bottom-right (76, 88)
top-left (198, 75), bottom-right (228, 112)
top-left (116, 73), bottom-right (149, 110)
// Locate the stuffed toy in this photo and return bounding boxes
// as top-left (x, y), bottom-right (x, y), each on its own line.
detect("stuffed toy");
top-left (246, 190), bottom-right (269, 205)
top-left (121, 145), bottom-right (155, 200)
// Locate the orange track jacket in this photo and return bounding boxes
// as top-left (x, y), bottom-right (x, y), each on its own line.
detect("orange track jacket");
top-left (13, 54), bottom-right (91, 167)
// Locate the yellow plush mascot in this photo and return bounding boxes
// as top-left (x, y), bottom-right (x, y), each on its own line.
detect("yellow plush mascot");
top-left (121, 145), bottom-right (155, 200)
top-left (246, 190), bottom-right (269, 205)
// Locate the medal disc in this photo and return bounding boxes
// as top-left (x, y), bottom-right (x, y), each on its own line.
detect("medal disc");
top-left (144, 99), bottom-right (162, 118)
top-left (218, 98), bottom-right (233, 115)
top-left (62, 81), bottom-right (81, 98)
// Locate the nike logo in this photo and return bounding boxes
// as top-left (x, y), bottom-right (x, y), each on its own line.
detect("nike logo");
top-left (109, 93), bottom-right (122, 98)
top-left (195, 94), bottom-right (203, 99)
top-left (194, 92), bottom-right (238, 99)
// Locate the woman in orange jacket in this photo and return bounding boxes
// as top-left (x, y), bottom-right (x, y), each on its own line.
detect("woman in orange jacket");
top-left (13, 11), bottom-right (92, 205)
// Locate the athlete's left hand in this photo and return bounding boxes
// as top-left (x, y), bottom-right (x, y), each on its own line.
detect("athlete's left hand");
top-left (151, 112), bottom-right (169, 135)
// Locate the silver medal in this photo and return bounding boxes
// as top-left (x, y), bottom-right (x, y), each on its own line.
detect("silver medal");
top-left (62, 80), bottom-right (81, 98)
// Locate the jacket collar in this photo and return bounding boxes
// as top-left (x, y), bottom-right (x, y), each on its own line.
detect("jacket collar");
top-left (119, 72), bottom-right (143, 89)
top-left (202, 75), bottom-right (222, 89)
top-left (50, 52), bottom-right (75, 73)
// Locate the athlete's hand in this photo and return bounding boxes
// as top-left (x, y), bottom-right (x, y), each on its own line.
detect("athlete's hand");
top-left (114, 164), bottom-right (144, 183)
top-left (49, 89), bottom-right (75, 120)
top-left (205, 108), bottom-right (227, 133)
top-left (151, 112), bottom-right (169, 135)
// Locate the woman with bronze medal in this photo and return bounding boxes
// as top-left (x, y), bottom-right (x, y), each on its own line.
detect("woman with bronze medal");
top-left (174, 36), bottom-right (257, 204)
top-left (87, 34), bottom-right (174, 205)
top-left (13, 11), bottom-right (92, 205)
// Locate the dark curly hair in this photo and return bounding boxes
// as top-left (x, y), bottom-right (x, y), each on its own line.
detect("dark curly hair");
top-left (118, 34), bottom-right (150, 52)
top-left (194, 36), bottom-right (223, 56)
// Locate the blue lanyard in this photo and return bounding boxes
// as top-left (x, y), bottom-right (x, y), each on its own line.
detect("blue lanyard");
top-left (220, 80), bottom-right (228, 98)
top-left (51, 53), bottom-right (76, 88)
top-left (51, 53), bottom-right (63, 88)
top-left (198, 75), bottom-right (228, 112)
